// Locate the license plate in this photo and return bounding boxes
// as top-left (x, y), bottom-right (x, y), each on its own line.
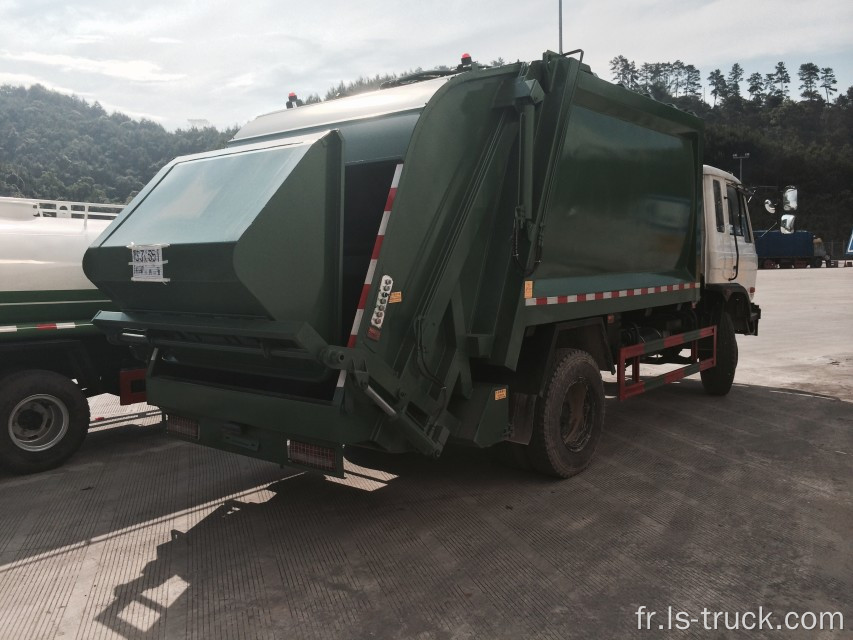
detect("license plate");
top-left (128, 244), bottom-right (170, 282)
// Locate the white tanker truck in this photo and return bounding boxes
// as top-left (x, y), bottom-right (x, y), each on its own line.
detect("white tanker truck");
top-left (0, 196), bottom-right (145, 473)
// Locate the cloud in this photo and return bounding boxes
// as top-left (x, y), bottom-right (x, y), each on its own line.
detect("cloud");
top-left (0, 0), bottom-right (850, 131)
top-left (225, 73), bottom-right (257, 89)
top-left (0, 50), bottom-right (185, 83)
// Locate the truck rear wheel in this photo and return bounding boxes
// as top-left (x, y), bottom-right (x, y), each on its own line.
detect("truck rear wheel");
top-left (700, 312), bottom-right (738, 396)
top-left (528, 349), bottom-right (604, 478)
top-left (0, 370), bottom-right (90, 473)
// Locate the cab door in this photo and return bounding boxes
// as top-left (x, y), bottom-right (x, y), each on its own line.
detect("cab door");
top-left (724, 182), bottom-right (757, 298)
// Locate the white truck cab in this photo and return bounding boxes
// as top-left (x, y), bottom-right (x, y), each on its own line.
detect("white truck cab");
top-left (702, 165), bottom-right (758, 302)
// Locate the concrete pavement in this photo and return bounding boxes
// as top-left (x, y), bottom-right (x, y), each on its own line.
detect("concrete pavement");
top-left (0, 268), bottom-right (850, 639)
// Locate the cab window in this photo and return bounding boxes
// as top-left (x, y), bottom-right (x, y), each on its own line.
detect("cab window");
top-left (726, 185), bottom-right (752, 243)
top-left (713, 180), bottom-right (725, 232)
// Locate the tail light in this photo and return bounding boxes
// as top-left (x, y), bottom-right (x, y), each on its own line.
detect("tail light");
top-left (166, 415), bottom-right (200, 440)
top-left (288, 440), bottom-right (336, 473)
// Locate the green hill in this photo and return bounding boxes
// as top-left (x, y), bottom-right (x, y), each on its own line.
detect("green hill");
top-left (0, 84), bottom-right (236, 204)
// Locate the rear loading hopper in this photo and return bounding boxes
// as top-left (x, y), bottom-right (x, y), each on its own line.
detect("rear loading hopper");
top-left (85, 52), bottom-right (706, 477)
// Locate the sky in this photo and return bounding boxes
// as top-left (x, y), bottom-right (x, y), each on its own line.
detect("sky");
top-left (0, 0), bottom-right (851, 131)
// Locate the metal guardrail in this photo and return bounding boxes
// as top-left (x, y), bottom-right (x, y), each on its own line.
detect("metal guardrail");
top-left (0, 196), bottom-right (124, 221)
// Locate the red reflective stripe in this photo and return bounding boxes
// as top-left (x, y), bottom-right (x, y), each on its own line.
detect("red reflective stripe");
top-left (357, 283), bottom-right (371, 309)
top-left (370, 236), bottom-right (384, 259)
top-left (384, 187), bottom-right (397, 212)
top-left (557, 295), bottom-right (569, 304)
top-left (346, 335), bottom-right (357, 348)
top-left (37, 323), bottom-right (57, 330)
top-left (577, 293), bottom-right (587, 302)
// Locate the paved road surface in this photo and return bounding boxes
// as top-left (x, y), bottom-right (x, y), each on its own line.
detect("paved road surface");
top-left (0, 268), bottom-right (850, 639)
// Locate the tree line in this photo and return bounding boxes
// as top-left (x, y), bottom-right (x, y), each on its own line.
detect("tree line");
top-left (610, 57), bottom-right (839, 105)
top-left (610, 56), bottom-right (852, 248)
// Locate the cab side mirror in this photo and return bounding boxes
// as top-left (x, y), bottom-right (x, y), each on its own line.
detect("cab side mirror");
top-left (780, 214), bottom-right (796, 233)
top-left (782, 187), bottom-right (798, 211)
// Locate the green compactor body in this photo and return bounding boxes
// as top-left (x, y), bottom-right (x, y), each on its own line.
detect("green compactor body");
top-left (84, 52), bottom-right (704, 476)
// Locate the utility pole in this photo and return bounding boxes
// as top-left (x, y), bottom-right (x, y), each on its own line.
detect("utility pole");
top-left (733, 152), bottom-right (750, 182)
top-left (558, 0), bottom-right (563, 54)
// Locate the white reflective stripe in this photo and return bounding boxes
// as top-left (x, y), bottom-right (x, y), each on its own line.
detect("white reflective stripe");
top-left (524, 298), bottom-right (535, 306)
top-left (364, 259), bottom-right (377, 285)
top-left (567, 295), bottom-right (578, 303)
top-left (0, 325), bottom-right (17, 333)
top-left (377, 210), bottom-right (392, 235)
top-left (618, 290), bottom-right (628, 297)
top-left (602, 291), bottom-right (612, 299)
top-left (350, 308), bottom-right (364, 333)
top-left (336, 371), bottom-right (346, 388)
top-left (56, 322), bottom-right (76, 329)
top-left (546, 296), bottom-right (557, 304)
top-left (633, 289), bottom-right (643, 295)
top-left (391, 164), bottom-right (403, 187)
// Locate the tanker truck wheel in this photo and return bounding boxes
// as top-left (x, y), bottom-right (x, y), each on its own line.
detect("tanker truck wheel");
top-left (0, 370), bottom-right (90, 474)
top-left (700, 312), bottom-right (738, 396)
top-left (528, 349), bottom-right (604, 478)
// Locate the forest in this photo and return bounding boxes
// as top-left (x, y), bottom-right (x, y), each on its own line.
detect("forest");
top-left (1, 54), bottom-right (851, 249)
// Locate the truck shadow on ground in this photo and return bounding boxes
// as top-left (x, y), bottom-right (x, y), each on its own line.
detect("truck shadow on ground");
top-left (85, 379), bottom-right (852, 640)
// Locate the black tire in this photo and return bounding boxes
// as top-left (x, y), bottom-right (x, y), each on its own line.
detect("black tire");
top-left (0, 370), bottom-right (90, 473)
top-left (528, 349), bottom-right (604, 478)
top-left (812, 257), bottom-right (823, 268)
top-left (700, 312), bottom-right (738, 396)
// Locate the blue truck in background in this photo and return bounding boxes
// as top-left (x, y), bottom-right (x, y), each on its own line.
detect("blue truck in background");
top-left (754, 229), bottom-right (830, 268)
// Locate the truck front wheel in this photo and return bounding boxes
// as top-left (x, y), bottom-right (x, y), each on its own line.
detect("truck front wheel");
top-left (528, 349), bottom-right (604, 478)
top-left (0, 370), bottom-right (90, 473)
top-left (700, 312), bottom-right (738, 396)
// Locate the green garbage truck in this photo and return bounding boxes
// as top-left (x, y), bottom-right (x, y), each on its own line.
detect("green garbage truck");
top-left (83, 51), bottom-right (761, 478)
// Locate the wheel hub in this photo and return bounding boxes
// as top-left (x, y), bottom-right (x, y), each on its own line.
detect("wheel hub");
top-left (8, 394), bottom-right (69, 452)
